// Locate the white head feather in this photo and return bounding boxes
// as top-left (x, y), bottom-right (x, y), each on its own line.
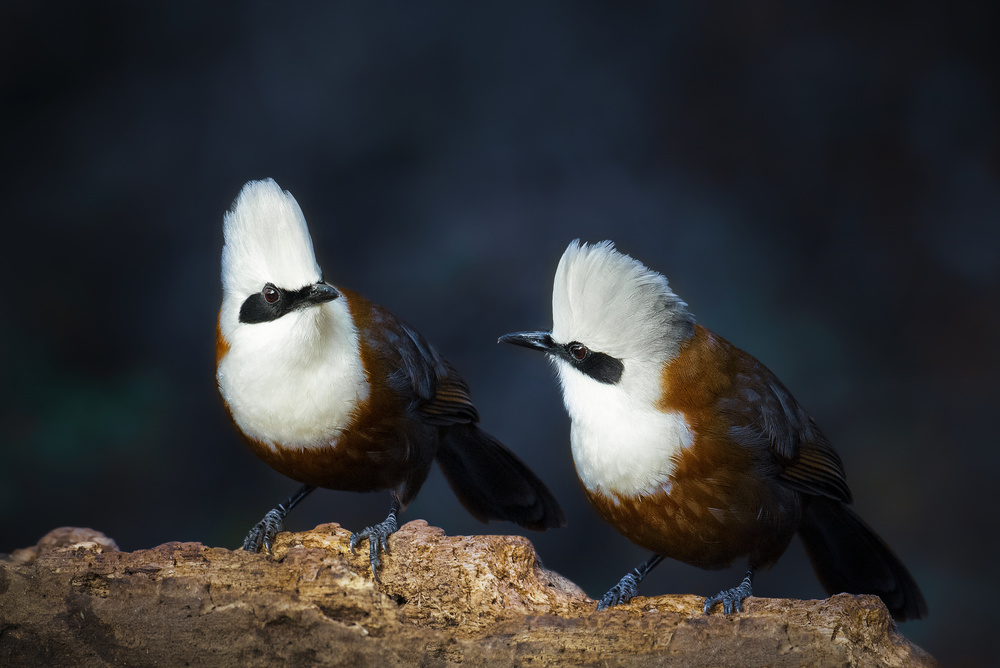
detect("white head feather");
top-left (221, 178), bottom-right (322, 300)
top-left (551, 240), bottom-right (694, 367)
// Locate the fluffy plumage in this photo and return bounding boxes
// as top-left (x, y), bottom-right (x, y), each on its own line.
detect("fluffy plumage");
top-left (558, 368), bottom-right (695, 498)
top-left (549, 241), bottom-right (697, 496)
top-left (221, 179), bottom-right (322, 305)
top-left (552, 240), bottom-right (694, 410)
top-left (218, 179), bottom-right (565, 567)
top-left (552, 240), bottom-right (694, 368)
top-left (501, 239), bottom-right (926, 622)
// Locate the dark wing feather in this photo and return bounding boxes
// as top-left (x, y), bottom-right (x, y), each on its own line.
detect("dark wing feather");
top-left (366, 304), bottom-right (479, 426)
top-left (719, 359), bottom-right (851, 503)
top-left (779, 425), bottom-right (851, 503)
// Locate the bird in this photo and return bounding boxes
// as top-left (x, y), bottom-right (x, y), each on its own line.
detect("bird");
top-left (499, 240), bottom-right (926, 621)
top-left (215, 178), bottom-right (565, 577)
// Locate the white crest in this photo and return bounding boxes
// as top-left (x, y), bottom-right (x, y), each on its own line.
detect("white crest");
top-left (221, 178), bottom-right (322, 301)
top-left (551, 240), bottom-right (693, 367)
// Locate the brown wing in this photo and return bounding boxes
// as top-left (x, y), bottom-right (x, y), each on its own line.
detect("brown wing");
top-left (349, 291), bottom-right (479, 426)
top-left (711, 332), bottom-right (852, 504)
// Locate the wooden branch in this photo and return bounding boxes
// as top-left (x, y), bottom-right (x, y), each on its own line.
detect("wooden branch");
top-left (0, 522), bottom-right (937, 666)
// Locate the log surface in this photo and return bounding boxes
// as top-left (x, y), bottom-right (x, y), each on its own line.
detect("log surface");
top-left (0, 523), bottom-right (937, 667)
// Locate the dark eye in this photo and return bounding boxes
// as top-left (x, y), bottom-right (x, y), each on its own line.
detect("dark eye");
top-left (262, 285), bottom-right (280, 304)
top-left (568, 342), bottom-right (589, 361)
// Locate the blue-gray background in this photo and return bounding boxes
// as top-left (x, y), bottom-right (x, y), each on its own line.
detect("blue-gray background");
top-left (2, 2), bottom-right (997, 664)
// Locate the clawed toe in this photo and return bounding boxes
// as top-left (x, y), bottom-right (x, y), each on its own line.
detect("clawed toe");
top-left (242, 508), bottom-right (284, 553)
top-left (703, 588), bottom-right (747, 614)
top-left (596, 554), bottom-right (664, 611)
top-left (350, 511), bottom-right (399, 581)
top-left (241, 486), bottom-right (317, 554)
top-left (703, 569), bottom-right (755, 615)
top-left (597, 572), bottom-right (640, 610)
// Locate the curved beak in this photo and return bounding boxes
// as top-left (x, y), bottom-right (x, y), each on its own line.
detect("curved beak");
top-left (498, 331), bottom-right (556, 353)
top-left (306, 281), bottom-right (340, 305)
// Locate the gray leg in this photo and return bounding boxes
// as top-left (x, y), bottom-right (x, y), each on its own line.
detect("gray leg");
top-left (350, 493), bottom-right (402, 581)
top-left (703, 566), bottom-right (756, 615)
top-left (242, 484), bottom-right (316, 553)
top-left (597, 553), bottom-right (665, 610)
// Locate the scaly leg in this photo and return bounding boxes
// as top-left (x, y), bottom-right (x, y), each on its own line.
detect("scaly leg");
top-left (350, 493), bottom-right (402, 581)
top-left (703, 565), bottom-right (756, 615)
top-left (242, 484), bottom-right (316, 553)
top-left (597, 553), bottom-right (665, 610)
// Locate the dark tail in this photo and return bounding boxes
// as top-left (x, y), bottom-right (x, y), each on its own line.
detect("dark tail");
top-left (435, 424), bottom-right (566, 531)
top-left (798, 497), bottom-right (927, 621)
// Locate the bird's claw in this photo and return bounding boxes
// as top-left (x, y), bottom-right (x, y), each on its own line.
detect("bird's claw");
top-left (350, 512), bottom-right (398, 582)
top-left (242, 508), bottom-right (285, 553)
top-left (703, 580), bottom-right (753, 615)
top-left (597, 571), bottom-right (641, 610)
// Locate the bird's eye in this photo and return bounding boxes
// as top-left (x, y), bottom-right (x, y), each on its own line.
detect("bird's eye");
top-left (568, 342), bottom-right (589, 361)
top-left (262, 285), bottom-right (280, 304)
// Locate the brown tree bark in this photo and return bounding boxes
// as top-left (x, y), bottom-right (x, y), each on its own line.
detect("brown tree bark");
top-left (0, 522), bottom-right (936, 667)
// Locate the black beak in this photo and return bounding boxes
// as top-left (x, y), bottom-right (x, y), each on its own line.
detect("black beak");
top-left (498, 331), bottom-right (556, 353)
top-left (306, 281), bottom-right (340, 305)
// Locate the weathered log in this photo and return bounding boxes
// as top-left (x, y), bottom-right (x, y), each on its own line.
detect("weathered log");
top-left (0, 522), bottom-right (936, 666)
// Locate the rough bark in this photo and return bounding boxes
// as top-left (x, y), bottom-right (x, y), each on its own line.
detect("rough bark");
top-left (0, 522), bottom-right (936, 667)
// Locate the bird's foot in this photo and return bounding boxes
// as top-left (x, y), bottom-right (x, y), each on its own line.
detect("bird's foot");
top-left (350, 511), bottom-right (399, 582)
top-left (597, 571), bottom-right (642, 610)
top-left (242, 508), bottom-right (284, 553)
top-left (703, 573), bottom-right (754, 615)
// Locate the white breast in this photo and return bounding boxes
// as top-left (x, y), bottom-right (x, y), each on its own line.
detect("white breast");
top-left (217, 297), bottom-right (370, 450)
top-left (555, 359), bottom-right (693, 498)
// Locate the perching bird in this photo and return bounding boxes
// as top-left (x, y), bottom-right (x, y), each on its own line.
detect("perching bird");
top-left (216, 179), bottom-right (565, 576)
top-left (499, 240), bottom-right (926, 621)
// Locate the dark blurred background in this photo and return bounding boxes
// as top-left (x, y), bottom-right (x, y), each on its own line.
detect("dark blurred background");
top-left (2, 1), bottom-right (997, 664)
